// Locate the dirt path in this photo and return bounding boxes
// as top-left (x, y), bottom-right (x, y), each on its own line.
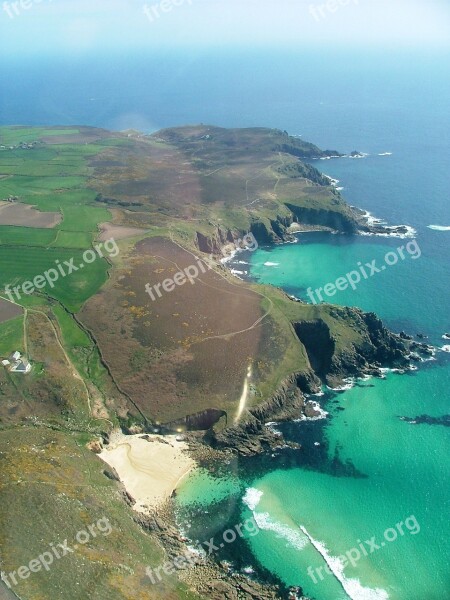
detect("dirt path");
top-left (0, 294), bottom-right (95, 422)
top-left (28, 306), bottom-right (94, 416)
top-left (167, 235), bottom-right (275, 343)
top-left (22, 308), bottom-right (28, 356)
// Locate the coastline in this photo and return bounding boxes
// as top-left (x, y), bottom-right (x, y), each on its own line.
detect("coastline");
top-left (99, 431), bottom-right (196, 513)
top-left (88, 133), bottom-right (441, 599)
top-left (93, 223), bottom-right (439, 600)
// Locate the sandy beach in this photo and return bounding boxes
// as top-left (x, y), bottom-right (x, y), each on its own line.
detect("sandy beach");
top-left (99, 431), bottom-right (195, 513)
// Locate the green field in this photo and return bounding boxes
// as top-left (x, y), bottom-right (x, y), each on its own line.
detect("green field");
top-left (0, 128), bottom-right (115, 311)
top-left (0, 127), bottom-right (80, 146)
top-left (0, 246), bottom-right (110, 312)
top-left (0, 226), bottom-right (56, 246)
top-left (0, 316), bottom-right (24, 356)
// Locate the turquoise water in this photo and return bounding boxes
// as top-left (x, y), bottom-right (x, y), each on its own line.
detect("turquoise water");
top-left (237, 209), bottom-right (450, 598)
top-left (6, 46), bottom-right (448, 600)
top-left (175, 68), bottom-right (450, 596)
top-left (178, 231), bottom-right (450, 598)
top-left (177, 229), bottom-right (450, 598)
top-left (249, 232), bottom-right (448, 336)
top-left (238, 366), bottom-right (450, 600)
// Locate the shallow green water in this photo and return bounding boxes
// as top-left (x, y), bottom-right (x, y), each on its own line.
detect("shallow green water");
top-left (243, 234), bottom-right (449, 599)
top-left (241, 366), bottom-right (449, 600)
top-left (177, 233), bottom-right (450, 600)
top-left (174, 55), bottom-right (450, 597)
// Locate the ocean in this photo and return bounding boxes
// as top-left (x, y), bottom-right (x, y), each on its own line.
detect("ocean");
top-left (2, 48), bottom-right (449, 599)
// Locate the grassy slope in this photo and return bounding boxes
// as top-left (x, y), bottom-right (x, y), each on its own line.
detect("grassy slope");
top-left (0, 127), bottom-right (203, 600)
top-left (0, 427), bottom-right (200, 600)
top-left (0, 125), bottom-right (380, 600)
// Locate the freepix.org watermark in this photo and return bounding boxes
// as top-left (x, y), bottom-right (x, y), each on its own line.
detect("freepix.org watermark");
top-left (143, 0), bottom-right (193, 24)
top-left (309, 0), bottom-right (360, 23)
top-left (2, 0), bottom-right (53, 20)
top-left (307, 514), bottom-right (420, 584)
top-left (3, 238), bottom-right (119, 302)
top-left (306, 239), bottom-right (421, 304)
top-left (146, 515), bottom-right (260, 584)
top-left (1, 517), bottom-right (112, 589)
top-left (145, 233), bottom-right (258, 302)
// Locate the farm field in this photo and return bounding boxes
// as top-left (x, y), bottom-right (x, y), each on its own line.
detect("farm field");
top-left (0, 124), bottom-right (408, 600)
top-left (0, 245), bottom-right (110, 311)
top-left (0, 314), bottom-right (23, 354)
top-left (0, 128), bottom-right (116, 314)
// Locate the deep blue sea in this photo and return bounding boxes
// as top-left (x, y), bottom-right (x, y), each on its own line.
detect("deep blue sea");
top-left (2, 48), bottom-right (449, 599)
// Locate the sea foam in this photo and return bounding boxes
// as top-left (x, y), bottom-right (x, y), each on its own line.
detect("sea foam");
top-left (242, 487), bottom-right (264, 511)
top-left (243, 489), bottom-right (389, 599)
top-left (299, 526), bottom-right (389, 600)
top-left (242, 488), bottom-right (309, 550)
top-left (427, 225), bottom-right (450, 231)
top-left (255, 513), bottom-right (309, 551)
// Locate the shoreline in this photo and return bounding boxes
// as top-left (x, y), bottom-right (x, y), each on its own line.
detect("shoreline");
top-left (99, 431), bottom-right (196, 513)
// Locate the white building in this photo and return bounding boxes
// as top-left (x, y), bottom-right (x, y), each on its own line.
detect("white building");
top-left (5, 351), bottom-right (32, 374)
top-left (11, 360), bottom-right (31, 374)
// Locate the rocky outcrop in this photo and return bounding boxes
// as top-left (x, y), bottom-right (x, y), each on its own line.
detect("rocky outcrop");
top-left (162, 408), bottom-right (227, 433)
top-left (294, 310), bottom-right (410, 388)
top-left (276, 160), bottom-right (331, 185)
top-left (361, 311), bottom-right (409, 364)
top-left (209, 413), bottom-right (286, 456)
top-left (294, 320), bottom-right (335, 379)
top-left (135, 505), bottom-right (292, 600)
top-left (196, 228), bottom-right (231, 255)
top-left (210, 375), bottom-right (307, 455)
top-left (195, 204), bottom-right (392, 256)
top-left (208, 309), bottom-right (414, 455)
top-left (249, 220), bottom-right (280, 245)
top-left (285, 203), bottom-right (360, 233)
top-left (399, 415), bottom-right (450, 427)
top-left (274, 140), bottom-right (342, 161)
top-left (295, 368), bottom-right (322, 394)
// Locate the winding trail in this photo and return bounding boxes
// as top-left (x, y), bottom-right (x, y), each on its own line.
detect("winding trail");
top-left (0, 294), bottom-right (97, 424)
top-left (165, 235), bottom-right (275, 344)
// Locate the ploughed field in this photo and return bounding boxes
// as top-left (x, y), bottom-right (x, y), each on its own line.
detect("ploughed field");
top-left (0, 124), bottom-right (384, 600)
top-left (0, 124), bottom-right (376, 427)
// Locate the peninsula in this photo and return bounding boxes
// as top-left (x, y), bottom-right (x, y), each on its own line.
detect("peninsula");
top-left (0, 125), bottom-right (429, 600)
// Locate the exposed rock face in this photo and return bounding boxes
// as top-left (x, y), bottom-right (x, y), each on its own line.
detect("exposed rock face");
top-left (196, 228), bottom-right (230, 255)
top-left (294, 320), bottom-right (335, 379)
top-left (274, 140), bottom-right (342, 161)
top-left (275, 158), bottom-right (332, 185)
top-left (208, 309), bottom-right (412, 456)
top-left (195, 205), bottom-right (395, 256)
top-left (136, 507), bottom-right (291, 600)
top-left (87, 439), bottom-right (103, 453)
top-left (295, 369), bottom-right (322, 394)
top-left (210, 375), bottom-right (307, 455)
top-left (250, 220), bottom-right (280, 245)
top-left (285, 203), bottom-right (360, 233)
top-left (209, 413), bottom-right (286, 456)
top-left (162, 408), bottom-right (227, 433)
top-left (249, 375), bottom-right (308, 422)
top-left (361, 311), bottom-right (409, 365)
top-left (295, 311), bottom-right (410, 388)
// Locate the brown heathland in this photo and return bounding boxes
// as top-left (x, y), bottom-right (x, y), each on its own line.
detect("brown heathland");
top-left (79, 237), bottom-right (283, 423)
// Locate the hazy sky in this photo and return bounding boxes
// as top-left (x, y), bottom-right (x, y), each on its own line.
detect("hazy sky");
top-left (0, 0), bottom-right (449, 56)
